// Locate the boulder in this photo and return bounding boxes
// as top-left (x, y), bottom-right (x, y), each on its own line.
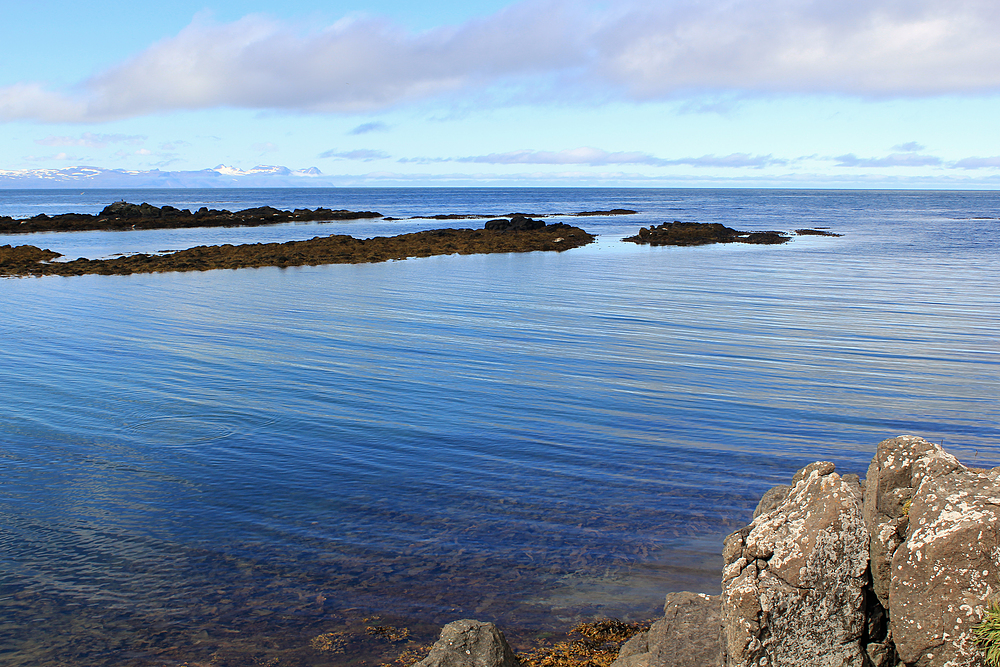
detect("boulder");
top-left (414, 619), bottom-right (520, 667)
top-left (100, 201), bottom-right (145, 218)
top-left (721, 462), bottom-right (869, 666)
top-left (863, 435), bottom-right (965, 608)
top-left (484, 215), bottom-right (545, 232)
top-left (882, 441), bottom-right (1000, 666)
top-left (612, 592), bottom-right (721, 667)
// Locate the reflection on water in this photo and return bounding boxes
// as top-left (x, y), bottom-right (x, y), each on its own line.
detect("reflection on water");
top-left (1, 189), bottom-right (999, 665)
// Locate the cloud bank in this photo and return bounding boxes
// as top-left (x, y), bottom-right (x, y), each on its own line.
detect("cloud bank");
top-left (4, 0), bottom-right (1000, 123)
top-left (6, 163), bottom-right (1000, 189)
top-left (400, 148), bottom-right (784, 167)
top-left (319, 148), bottom-right (391, 160)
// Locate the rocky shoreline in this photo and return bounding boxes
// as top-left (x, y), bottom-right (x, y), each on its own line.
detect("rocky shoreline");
top-left (420, 436), bottom-right (1000, 667)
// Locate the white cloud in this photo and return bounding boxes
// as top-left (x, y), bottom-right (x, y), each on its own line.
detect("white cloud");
top-left (319, 148), bottom-right (391, 160)
top-left (891, 142), bottom-right (926, 152)
top-left (455, 147), bottom-right (665, 166)
top-left (660, 154), bottom-right (787, 168)
top-left (0, 83), bottom-right (89, 123)
top-left (591, 0), bottom-right (1000, 99)
top-left (349, 121), bottom-right (390, 134)
top-left (952, 156), bottom-right (1000, 169)
top-left (4, 0), bottom-right (1000, 122)
top-left (835, 152), bottom-right (943, 167)
top-left (400, 147), bottom-right (783, 167)
top-left (7, 163), bottom-right (1000, 187)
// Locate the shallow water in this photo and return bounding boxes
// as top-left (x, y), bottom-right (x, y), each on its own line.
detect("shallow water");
top-left (1, 188), bottom-right (999, 665)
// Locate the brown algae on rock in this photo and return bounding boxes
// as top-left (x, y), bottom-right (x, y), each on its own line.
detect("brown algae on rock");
top-left (0, 223), bottom-right (595, 277)
top-left (623, 221), bottom-right (792, 246)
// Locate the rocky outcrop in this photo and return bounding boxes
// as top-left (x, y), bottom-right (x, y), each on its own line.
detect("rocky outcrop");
top-left (0, 244), bottom-right (61, 268)
top-left (795, 228), bottom-right (843, 237)
top-left (612, 591), bottom-right (721, 667)
top-left (484, 214), bottom-right (546, 232)
top-left (863, 436), bottom-right (965, 610)
top-left (414, 620), bottom-right (520, 667)
top-left (622, 221), bottom-right (792, 246)
top-left (871, 439), bottom-right (1000, 667)
top-left (417, 437), bottom-right (999, 667)
top-left (572, 209), bottom-right (637, 216)
top-left (721, 461), bottom-right (870, 666)
top-left (715, 436), bottom-right (1000, 667)
top-left (0, 202), bottom-right (382, 235)
top-left (0, 224), bottom-right (595, 277)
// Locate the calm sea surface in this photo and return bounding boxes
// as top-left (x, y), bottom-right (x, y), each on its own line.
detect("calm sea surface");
top-left (1, 188), bottom-right (998, 666)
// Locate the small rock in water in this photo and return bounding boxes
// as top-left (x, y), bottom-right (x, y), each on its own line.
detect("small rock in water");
top-left (414, 619), bottom-right (519, 667)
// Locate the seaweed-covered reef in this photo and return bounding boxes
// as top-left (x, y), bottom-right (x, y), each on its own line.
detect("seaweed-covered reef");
top-left (0, 221), bottom-right (594, 277)
top-left (623, 221), bottom-right (791, 246)
top-left (0, 202), bottom-right (383, 234)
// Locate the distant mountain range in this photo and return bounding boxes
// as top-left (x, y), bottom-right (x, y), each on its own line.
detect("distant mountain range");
top-left (0, 165), bottom-right (334, 188)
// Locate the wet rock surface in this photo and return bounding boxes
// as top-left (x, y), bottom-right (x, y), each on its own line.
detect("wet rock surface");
top-left (0, 223), bottom-right (595, 277)
top-left (0, 202), bottom-right (383, 234)
top-left (623, 222), bottom-right (792, 246)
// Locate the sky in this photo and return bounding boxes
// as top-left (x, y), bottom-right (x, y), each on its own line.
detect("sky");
top-left (4, 0), bottom-right (1000, 187)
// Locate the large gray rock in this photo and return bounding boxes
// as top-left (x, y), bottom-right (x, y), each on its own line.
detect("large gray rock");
top-left (721, 462), bottom-right (869, 667)
top-left (414, 619), bottom-right (520, 667)
top-left (863, 435), bottom-right (964, 608)
top-left (888, 454), bottom-right (1000, 666)
top-left (612, 591), bottom-right (721, 667)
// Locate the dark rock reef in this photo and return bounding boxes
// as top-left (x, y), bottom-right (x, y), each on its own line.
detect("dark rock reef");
top-left (484, 214), bottom-right (547, 231)
top-left (573, 209), bottom-right (637, 216)
top-left (384, 210), bottom-right (637, 221)
top-left (623, 222), bottom-right (792, 246)
top-left (796, 228), bottom-right (844, 237)
top-left (0, 222), bottom-right (595, 277)
top-left (0, 201), bottom-right (382, 234)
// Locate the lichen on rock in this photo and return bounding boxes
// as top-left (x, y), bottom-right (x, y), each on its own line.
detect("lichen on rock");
top-left (721, 461), bottom-right (869, 667)
top-left (414, 619), bottom-right (520, 667)
top-left (888, 458), bottom-right (1000, 666)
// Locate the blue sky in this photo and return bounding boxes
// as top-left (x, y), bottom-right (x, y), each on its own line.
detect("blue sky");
top-left (4, 0), bottom-right (1000, 187)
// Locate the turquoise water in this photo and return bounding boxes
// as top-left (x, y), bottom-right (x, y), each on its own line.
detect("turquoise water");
top-left (1, 189), bottom-right (999, 665)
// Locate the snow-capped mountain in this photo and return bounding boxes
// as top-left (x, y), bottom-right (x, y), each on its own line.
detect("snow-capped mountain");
top-left (0, 165), bottom-right (329, 187)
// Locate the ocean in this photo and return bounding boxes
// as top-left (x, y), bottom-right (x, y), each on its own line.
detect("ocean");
top-left (1, 188), bottom-right (998, 666)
